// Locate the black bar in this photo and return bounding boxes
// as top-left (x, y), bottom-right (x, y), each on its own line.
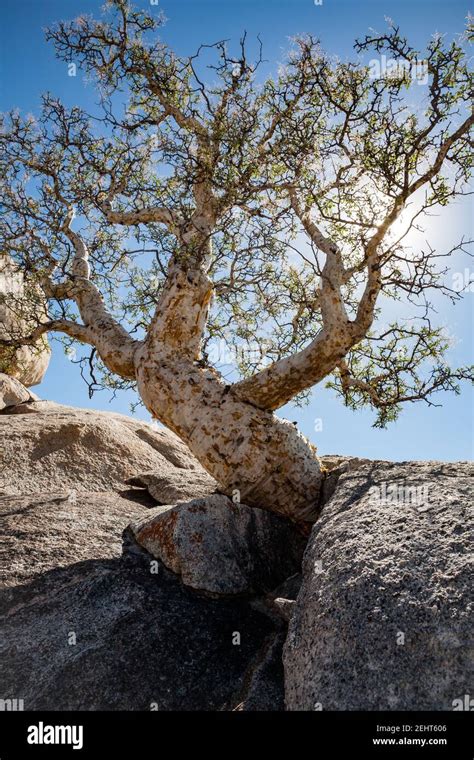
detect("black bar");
top-left (0, 711), bottom-right (471, 758)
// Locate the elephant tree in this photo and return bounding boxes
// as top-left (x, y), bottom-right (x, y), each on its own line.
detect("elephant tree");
top-left (1, 1), bottom-right (472, 523)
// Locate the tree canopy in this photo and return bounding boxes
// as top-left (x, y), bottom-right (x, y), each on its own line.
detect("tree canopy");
top-left (1, 0), bottom-right (472, 426)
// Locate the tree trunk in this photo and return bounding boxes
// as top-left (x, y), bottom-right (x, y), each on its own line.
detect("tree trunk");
top-left (66, 235), bottom-right (324, 524)
top-left (134, 343), bottom-right (323, 524)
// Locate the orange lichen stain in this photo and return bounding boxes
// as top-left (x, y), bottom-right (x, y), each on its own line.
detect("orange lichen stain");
top-left (138, 509), bottom-right (179, 556)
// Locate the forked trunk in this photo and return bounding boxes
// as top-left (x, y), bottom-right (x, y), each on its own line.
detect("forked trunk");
top-left (134, 344), bottom-right (323, 524)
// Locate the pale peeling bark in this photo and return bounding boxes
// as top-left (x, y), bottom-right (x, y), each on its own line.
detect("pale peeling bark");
top-left (63, 215), bottom-right (140, 379)
top-left (232, 192), bottom-right (354, 411)
top-left (101, 201), bottom-right (177, 230)
top-left (72, 280), bottom-right (138, 378)
top-left (148, 264), bottom-right (214, 361)
top-left (136, 237), bottom-right (323, 522)
top-left (134, 344), bottom-right (323, 523)
top-left (231, 329), bottom-right (352, 412)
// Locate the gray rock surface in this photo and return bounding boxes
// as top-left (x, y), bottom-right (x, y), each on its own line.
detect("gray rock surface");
top-left (0, 490), bottom-right (146, 588)
top-left (319, 454), bottom-right (372, 504)
top-left (232, 631), bottom-right (286, 711)
top-left (0, 510), bottom-right (281, 711)
top-left (284, 460), bottom-right (474, 710)
top-left (0, 401), bottom-right (208, 496)
top-left (127, 468), bottom-right (217, 504)
top-left (127, 494), bottom-right (306, 596)
top-left (5, 398), bottom-right (469, 713)
top-left (0, 402), bottom-right (287, 710)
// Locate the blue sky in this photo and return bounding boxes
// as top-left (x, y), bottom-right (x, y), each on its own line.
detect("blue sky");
top-left (1, 0), bottom-right (472, 461)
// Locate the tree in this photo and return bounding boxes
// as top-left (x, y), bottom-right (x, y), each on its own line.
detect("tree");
top-left (1, 0), bottom-right (472, 524)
